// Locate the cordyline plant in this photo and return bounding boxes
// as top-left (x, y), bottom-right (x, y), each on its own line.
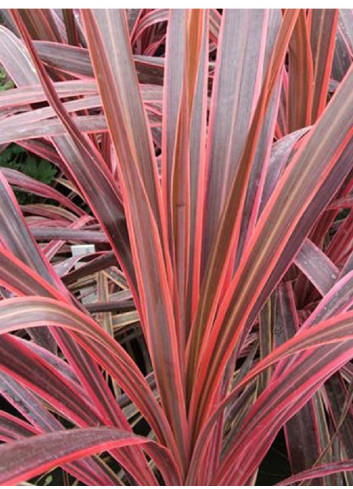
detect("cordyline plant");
top-left (2, 7), bottom-right (353, 486)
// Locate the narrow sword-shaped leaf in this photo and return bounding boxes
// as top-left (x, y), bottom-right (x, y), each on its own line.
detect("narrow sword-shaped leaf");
top-left (162, 8), bottom-right (185, 247)
top-left (274, 283), bottom-right (327, 484)
top-left (2, 167), bottom-right (85, 217)
top-left (337, 10), bottom-right (353, 57)
top-left (287, 10), bottom-right (313, 132)
top-left (185, 10), bottom-right (209, 331)
top-left (33, 39), bottom-right (165, 84)
top-left (332, 22), bottom-right (352, 83)
top-left (201, 9), bottom-right (269, 272)
top-left (80, 10), bottom-right (164, 238)
top-left (233, 11), bottom-right (282, 271)
top-left (0, 115), bottom-right (107, 144)
top-left (0, 79), bottom-right (96, 107)
top-left (81, 10), bottom-right (188, 467)
top-left (62, 9), bottom-right (80, 46)
top-left (309, 9), bottom-right (339, 121)
top-left (0, 427), bottom-right (182, 486)
top-left (167, 10), bottom-right (208, 350)
top-left (277, 460), bottom-right (353, 486)
top-left (324, 373), bottom-right (353, 481)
